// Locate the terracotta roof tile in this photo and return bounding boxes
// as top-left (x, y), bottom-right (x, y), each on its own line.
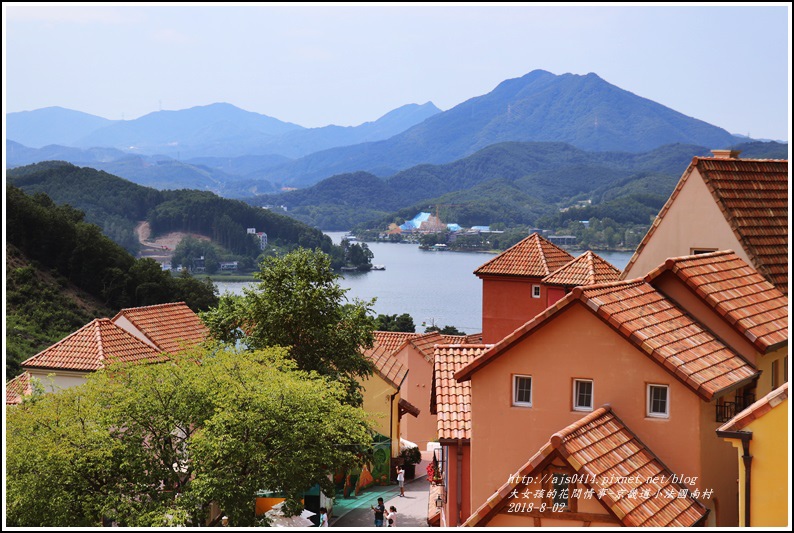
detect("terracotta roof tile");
top-left (646, 251), bottom-right (788, 353)
top-left (543, 251), bottom-right (622, 287)
top-left (456, 280), bottom-right (758, 400)
top-left (463, 406), bottom-right (709, 527)
top-left (442, 333), bottom-right (484, 344)
top-left (717, 382), bottom-right (788, 433)
top-left (112, 302), bottom-right (208, 354)
top-left (372, 331), bottom-right (419, 355)
top-left (22, 319), bottom-right (167, 372)
top-left (474, 233), bottom-right (574, 278)
top-left (408, 332), bottom-right (445, 363)
top-left (432, 344), bottom-right (490, 440)
top-left (623, 157), bottom-right (788, 294)
top-left (6, 372), bottom-right (33, 405)
top-left (363, 342), bottom-right (408, 389)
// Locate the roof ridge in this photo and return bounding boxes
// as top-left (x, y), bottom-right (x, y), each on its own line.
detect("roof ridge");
top-left (586, 250), bottom-right (597, 284)
top-left (550, 405), bottom-right (611, 446)
top-left (95, 318), bottom-right (108, 363)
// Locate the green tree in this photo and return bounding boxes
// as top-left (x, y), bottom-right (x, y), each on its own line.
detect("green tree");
top-left (201, 248), bottom-right (376, 405)
top-left (425, 324), bottom-right (466, 335)
top-left (6, 347), bottom-right (373, 527)
top-left (375, 313), bottom-right (416, 333)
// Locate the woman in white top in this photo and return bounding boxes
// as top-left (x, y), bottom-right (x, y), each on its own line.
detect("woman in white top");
top-left (318, 506), bottom-right (329, 527)
top-left (385, 506), bottom-right (397, 527)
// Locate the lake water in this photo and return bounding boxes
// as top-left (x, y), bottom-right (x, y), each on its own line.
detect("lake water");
top-left (214, 232), bottom-right (633, 334)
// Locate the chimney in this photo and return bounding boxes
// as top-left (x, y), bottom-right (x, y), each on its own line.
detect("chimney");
top-left (711, 149), bottom-right (741, 159)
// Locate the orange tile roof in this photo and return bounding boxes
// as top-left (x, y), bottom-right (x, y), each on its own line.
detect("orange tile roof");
top-left (646, 251), bottom-right (788, 353)
top-left (717, 382), bottom-right (788, 433)
top-left (363, 342), bottom-right (408, 389)
top-left (442, 333), bottom-right (484, 344)
top-left (372, 331), bottom-right (419, 355)
top-left (112, 302), bottom-right (208, 354)
top-left (431, 344), bottom-right (490, 440)
top-left (6, 372), bottom-right (32, 405)
top-left (474, 233), bottom-right (574, 278)
top-left (543, 250), bottom-right (622, 287)
top-left (623, 157), bottom-right (789, 294)
top-left (456, 280), bottom-right (758, 401)
top-left (22, 319), bottom-right (167, 372)
top-left (463, 406), bottom-right (709, 527)
top-left (407, 331), bottom-right (445, 363)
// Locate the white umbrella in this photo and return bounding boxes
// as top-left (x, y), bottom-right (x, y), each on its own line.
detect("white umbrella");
top-left (264, 502), bottom-right (316, 527)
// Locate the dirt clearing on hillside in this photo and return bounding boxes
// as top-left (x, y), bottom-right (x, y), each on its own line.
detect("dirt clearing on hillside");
top-left (135, 221), bottom-right (211, 263)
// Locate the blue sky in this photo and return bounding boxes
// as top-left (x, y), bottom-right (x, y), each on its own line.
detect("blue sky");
top-left (3, 4), bottom-right (791, 140)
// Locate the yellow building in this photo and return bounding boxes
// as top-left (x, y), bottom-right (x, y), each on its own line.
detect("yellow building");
top-left (717, 383), bottom-right (789, 527)
top-left (360, 341), bottom-right (419, 486)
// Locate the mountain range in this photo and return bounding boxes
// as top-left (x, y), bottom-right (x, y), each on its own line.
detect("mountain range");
top-left (7, 69), bottom-right (761, 196)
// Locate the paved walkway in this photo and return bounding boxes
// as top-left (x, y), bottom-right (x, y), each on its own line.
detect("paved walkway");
top-left (331, 461), bottom-right (430, 528)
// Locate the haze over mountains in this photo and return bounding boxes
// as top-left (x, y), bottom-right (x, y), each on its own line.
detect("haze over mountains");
top-left (6, 69), bottom-right (778, 200)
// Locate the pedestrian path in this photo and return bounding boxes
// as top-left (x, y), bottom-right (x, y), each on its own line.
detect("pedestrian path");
top-left (331, 461), bottom-right (430, 528)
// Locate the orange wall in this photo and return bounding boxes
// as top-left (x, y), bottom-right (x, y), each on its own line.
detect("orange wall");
top-left (545, 286), bottom-right (567, 307)
top-left (481, 276), bottom-right (547, 344)
top-left (623, 167), bottom-right (749, 280)
top-left (442, 442), bottom-right (471, 526)
top-left (395, 345), bottom-right (437, 448)
top-left (468, 303), bottom-right (703, 510)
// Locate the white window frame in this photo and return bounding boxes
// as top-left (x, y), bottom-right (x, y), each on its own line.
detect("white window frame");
top-left (646, 384), bottom-right (669, 418)
top-left (573, 379), bottom-right (594, 412)
top-left (513, 375), bottom-right (533, 407)
top-left (531, 285), bottom-right (542, 298)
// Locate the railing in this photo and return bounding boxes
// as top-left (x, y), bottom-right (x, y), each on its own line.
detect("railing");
top-left (716, 393), bottom-right (756, 423)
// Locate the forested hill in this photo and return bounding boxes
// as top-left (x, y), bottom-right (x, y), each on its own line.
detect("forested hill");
top-left (7, 161), bottom-right (336, 256)
top-left (247, 140), bottom-right (788, 230)
top-left (5, 185), bottom-right (220, 379)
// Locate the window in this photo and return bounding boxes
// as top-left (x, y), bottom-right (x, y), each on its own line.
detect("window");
top-left (573, 379), bottom-right (593, 411)
top-left (513, 375), bottom-right (533, 407)
top-left (532, 285), bottom-right (541, 298)
top-left (690, 248), bottom-right (718, 255)
top-left (785, 357), bottom-right (789, 384)
top-left (647, 384), bottom-right (669, 418)
top-left (771, 360), bottom-right (779, 389)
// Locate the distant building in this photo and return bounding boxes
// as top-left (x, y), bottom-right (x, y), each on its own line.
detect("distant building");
top-left (256, 232), bottom-right (268, 249)
top-left (247, 228), bottom-right (257, 234)
top-left (546, 234), bottom-right (576, 246)
top-left (219, 261), bottom-right (238, 272)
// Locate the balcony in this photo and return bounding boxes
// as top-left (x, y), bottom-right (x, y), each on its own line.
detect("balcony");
top-left (715, 393), bottom-right (756, 423)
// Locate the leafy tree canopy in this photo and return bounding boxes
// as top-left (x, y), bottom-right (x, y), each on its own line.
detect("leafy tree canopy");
top-left (5, 347), bottom-right (373, 527)
top-left (375, 313), bottom-right (416, 333)
top-left (201, 248), bottom-right (376, 405)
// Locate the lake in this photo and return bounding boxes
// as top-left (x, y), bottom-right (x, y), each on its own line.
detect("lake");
top-left (214, 232), bottom-right (634, 334)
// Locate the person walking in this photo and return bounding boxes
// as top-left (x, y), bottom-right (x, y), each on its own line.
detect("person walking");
top-left (318, 507), bottom-right (329, 527)
top-left (370, 497), bottom-right (385, 527)
top-left (385, 506), bottom-right (398, 527)
top-left (396, 465), bottom-right (405, 497)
